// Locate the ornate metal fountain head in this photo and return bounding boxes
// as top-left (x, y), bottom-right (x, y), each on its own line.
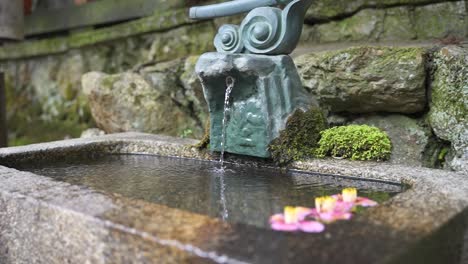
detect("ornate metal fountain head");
top-left (189, 0), bottom-right (312, 55)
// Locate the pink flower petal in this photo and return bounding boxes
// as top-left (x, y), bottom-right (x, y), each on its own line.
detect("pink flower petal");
top-left (335, 201), bottom-right (355, 213)
top-left (299, 221), bottom-right (325, 233)
top-left (271, 221), bottom-right (300, 232)
top-left (295, 207), bottom-right (313, 220)
top-left (270, 214), bottom-right (299, 232)
top-left (334, 211), bottom-right (353, 220)
top-left (309, 208), bottom-right (320, 218)
top-left (332, 194), bottom-right (378, 208)
top-left (269, 214), bottom-right (284, 223)
top-left (310, 208), bottom-right (352, 223)
top-left (317, 212), bottom-right (335, 222)
top-left (356, 197), bottom-right (378, 207)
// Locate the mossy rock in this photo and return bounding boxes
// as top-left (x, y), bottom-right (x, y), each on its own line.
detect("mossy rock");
top-left (193, 119), bottom-right (210, 150)
top-left (315, 125), bottom-right (392, 161)
top-left (302, 1), bottom-right (466, 44)
top-left (295, 46), bottom-right (427, 114)
top-left (269, 108), bottom-right (328, 166)
top-left (305, 0), bottom-right (450, 22)
top-left (81, 71), bottom-right (204, 138)
top-left (428, 45), bottom-right (468, 173)
top-left (352, 114), bottom-right (444, 167)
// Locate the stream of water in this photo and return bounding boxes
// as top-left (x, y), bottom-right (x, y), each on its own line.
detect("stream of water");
top-left (220, 76), bottom-right (235, 167)
top-left (218, 76), bottom-right (236, 220)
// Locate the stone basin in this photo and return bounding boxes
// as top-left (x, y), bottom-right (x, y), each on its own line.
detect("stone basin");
top-left (0, 132), bottom-right (467, 263)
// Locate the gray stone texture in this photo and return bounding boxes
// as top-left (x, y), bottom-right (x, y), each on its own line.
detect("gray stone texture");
top-left (295, 46), bottom-right (427, 114)
top-left (301, 1), bottom-right (467, 44)
top-left (0, 21), bottom-right (214, 145)
top-left (81, 59), bottom-right (208, 138)
top-left (0, 0), bottom-right (466, 174)
top-left (0, 1), bottom-right (23, 40)
top-left (80, 128), bottom-right (105, 138)
top-left (352, 114), bottom-right (437, 167)
top-left (1, 0), bottom-right (467, 146)
top-left (428, 45), bottom-right (468, 174)
top-left (0, 133), bottom-right (467, 263)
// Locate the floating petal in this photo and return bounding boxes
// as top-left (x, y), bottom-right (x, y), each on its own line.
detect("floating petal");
top-left (332, 192), bottom-right (378, 208)
top-left (284, 206), bottom-right (298, 224)
top-left (342, 188), bottom-right (358, 203)
top-left (315, 196), bottom-right (337, 213)
top-left (299, 221), bottom-right (325, 233)
top-left (295, 206), bottom-right (313, 220)
top-left (270, 207), bottom-right (320, 232)
top-left (271, 221), bottom-right (300, 232)
top-left (310, 208), bottom-right (352, 223)
top-left (356, 197), bottom-right (378, 207)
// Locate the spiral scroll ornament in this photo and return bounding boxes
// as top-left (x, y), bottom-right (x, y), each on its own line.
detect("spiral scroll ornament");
top-left (209, 0), bottom-right (313, 55)
top-left (240, 8), bottom-right (282, 54)
top-left (214, 25), bottom-right (244, 54)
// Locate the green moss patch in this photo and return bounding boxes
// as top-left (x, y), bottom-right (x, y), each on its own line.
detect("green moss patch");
top-left (5, 72), bottom-right (93, 146)
top-left (315, 125), bottom-right (392, 161)
top-left (269, 108), bottom-right (328, 166)
top-left (8, 119), bottom-right (89, 146)
top-left (193, 120), bottom-right (210, 150)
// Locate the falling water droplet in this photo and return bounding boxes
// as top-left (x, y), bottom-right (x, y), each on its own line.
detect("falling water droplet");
top-left (220, 76), bottom-right (235, 167)
top-left (218, 76), bottom-right (235, 221)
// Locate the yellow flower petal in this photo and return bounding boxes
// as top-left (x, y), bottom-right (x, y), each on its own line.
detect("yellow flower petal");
top-left (284, 206), bottom-right (298, 224)
top-left (342, 188), bottom-right (358, 203)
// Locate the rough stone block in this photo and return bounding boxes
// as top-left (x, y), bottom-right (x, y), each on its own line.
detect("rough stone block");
top-left (196, 52), bottom-right (311, 158)
top-left (428, 45), bottom-right (468, 173)
top-left (295, 46), bottom-right (427, 114)
top-left (352, 114), bottom-right (437, 167)
top-left (81, 68), bottom-right (205, 138)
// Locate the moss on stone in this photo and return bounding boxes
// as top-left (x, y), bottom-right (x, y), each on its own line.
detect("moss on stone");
top-left (315, 125), bottom-right (392, 161)
top-left (413, 2), bottom-right (466, 40)
top-left (295, 46), bottom-right (426, 114)
top-left (437, 146), bottom-right (450, 166)
top-left (429, 47), bottom-right (468, 127)
top-left (269, 107), bottom-right (328, 166)
top-left (193, 119), bottom-right (210, 150)
top-left (304, 1), bottom-right (466, 44)
top-left (427, 46), bottom-right (467, 172)
top-left (4, 63), bottom-right (94, 146)
top-left (147, 22), bottom-right (215, 62)
top-left (0, 8), bottom-right (195, 60)
top-left (305, 0), bottom-right (451, 21)
top-left (8, 119), bottom-right (89, 146)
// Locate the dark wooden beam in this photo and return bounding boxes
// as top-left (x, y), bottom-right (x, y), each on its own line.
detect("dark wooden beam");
top-left (25, 0), bottom-right (186, 36)
top-left (0, 72), bottom-right (7, 147)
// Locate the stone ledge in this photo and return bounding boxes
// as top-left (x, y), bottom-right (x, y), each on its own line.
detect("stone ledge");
top-left (0, 8), bottom-right (196, 61)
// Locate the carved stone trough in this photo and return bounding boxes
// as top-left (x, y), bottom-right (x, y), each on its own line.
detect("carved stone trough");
top-left (0, 133), bottom-right (467, 263)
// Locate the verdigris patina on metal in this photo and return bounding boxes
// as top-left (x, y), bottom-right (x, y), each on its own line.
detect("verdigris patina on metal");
top-left (196, 53), bottom-right (311, 157)
top-left (191, 0), bottom-right (313, 158)
top-left (190, 0), bottom-right (312, 55)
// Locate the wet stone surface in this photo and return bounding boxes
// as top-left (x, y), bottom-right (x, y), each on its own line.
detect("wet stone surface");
top-left (0, 133), bottom-right (467, 263)
top-left (12, 154), bottom-right (401, 228)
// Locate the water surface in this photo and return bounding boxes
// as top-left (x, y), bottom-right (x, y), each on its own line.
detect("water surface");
top-left (14, 154), bottom-right (402, 228)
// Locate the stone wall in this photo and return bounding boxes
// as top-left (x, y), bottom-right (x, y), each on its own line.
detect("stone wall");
top-left (303, 0), bottom-right (467, 43)
top-left (0, 0), bottom-right (467, 172)
top-left (79, 45), bottom-right (467, 173)
top-left (0, 11), bottom-right (215, 144)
